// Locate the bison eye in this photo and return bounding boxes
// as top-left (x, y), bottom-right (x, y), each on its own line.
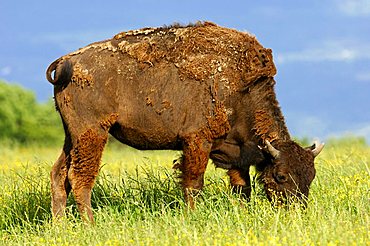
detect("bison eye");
top-left (274, 172), bottom-right (287, 183)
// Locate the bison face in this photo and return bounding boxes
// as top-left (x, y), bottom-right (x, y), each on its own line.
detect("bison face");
top-left (260, 140), bottom-right (324, 204)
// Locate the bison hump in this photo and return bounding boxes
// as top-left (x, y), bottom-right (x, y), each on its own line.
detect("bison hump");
top-left (57, 22), bottom-right (276, 92)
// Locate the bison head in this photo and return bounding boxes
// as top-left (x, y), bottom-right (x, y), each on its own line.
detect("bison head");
top-left (260, 140), bottom-right (324, 204)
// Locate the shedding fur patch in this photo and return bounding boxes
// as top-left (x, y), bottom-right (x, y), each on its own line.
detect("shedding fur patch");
top-left (69, 129), bottom-right (107, 191)
top-left (155, 100), bottom-right (172, 115)
top-left (71, 63), bottom-right (94, 88)
top-left (100, 113), bottom-right (119, 131)
top-left (253, 110), bottom-right (279, 142)
top-left (205, 101), bottom-right (230, 140)
top-left (113, 22), bottom-right (275, 91)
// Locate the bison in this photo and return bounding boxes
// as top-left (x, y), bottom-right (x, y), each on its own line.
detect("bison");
top-left (46, 21), bottom-right (324, 222)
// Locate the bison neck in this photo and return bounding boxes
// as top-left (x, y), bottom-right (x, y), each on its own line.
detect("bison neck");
top-left (244, 78), bottom-right (291, 145)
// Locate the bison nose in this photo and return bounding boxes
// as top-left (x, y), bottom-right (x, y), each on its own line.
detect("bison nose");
top-left (273, 172), bottom-right (288, 183)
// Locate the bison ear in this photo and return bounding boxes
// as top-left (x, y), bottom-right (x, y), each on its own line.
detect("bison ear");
top-left (307, 140), bottom-right (325, 157)
top-left (265, 140), bottom-right (280, 159)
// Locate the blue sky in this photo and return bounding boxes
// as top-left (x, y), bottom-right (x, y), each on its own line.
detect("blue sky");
top-left (1, 0), bottom-right (370, 142)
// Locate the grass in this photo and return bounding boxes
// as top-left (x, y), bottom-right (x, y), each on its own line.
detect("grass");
top-left (0, 137), bottom-right (369, 245)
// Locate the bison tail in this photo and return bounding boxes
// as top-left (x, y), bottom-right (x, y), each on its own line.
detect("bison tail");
top-left (46, 58), bottom-right (73, 85)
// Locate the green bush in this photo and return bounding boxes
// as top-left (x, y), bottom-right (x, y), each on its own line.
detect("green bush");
top-left (0, 80), bottom-right (63, 146)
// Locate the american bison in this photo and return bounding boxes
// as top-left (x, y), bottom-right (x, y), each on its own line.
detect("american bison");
top-left (46, 21), bottom-right (324, 222)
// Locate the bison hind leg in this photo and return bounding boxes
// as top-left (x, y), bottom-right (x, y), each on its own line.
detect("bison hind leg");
top-left (67, 128), bottom-right (108, 223)
top-left (50, 136), bottom-right (72, 219)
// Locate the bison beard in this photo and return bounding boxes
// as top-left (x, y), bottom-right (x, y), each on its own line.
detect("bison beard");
top-left (46, 21), bottom-right (324, 223)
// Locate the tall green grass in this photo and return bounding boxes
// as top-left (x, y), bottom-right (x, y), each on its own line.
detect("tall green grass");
top-left (0, 138), bottom-right (369, 245)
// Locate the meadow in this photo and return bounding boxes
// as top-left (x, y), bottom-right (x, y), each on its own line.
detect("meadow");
top-left (0, 137), bottom-right (369, 245)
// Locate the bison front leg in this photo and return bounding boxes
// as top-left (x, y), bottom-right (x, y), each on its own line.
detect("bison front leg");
top-left (227, 142), bottom-right (264, 199)
top-left (227, 168), bottom-right (251, 199)
top-left (210, 140), bottom-right (256, 200)
top-left (67, 128), bottom-right (108, 223)
top-left (180, 134), bottom-right (212, 209)
top-left (50, 136), bottom-right (72, 219)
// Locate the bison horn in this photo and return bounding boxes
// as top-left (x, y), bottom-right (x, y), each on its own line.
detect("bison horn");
top-left (265, 140), bottom-right (280, 159)
top-left (311, 140), bottom-right (325, 157)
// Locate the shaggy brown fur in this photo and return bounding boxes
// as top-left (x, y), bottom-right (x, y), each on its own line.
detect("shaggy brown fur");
top-left (46, 22), bottom-right (323, 222)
